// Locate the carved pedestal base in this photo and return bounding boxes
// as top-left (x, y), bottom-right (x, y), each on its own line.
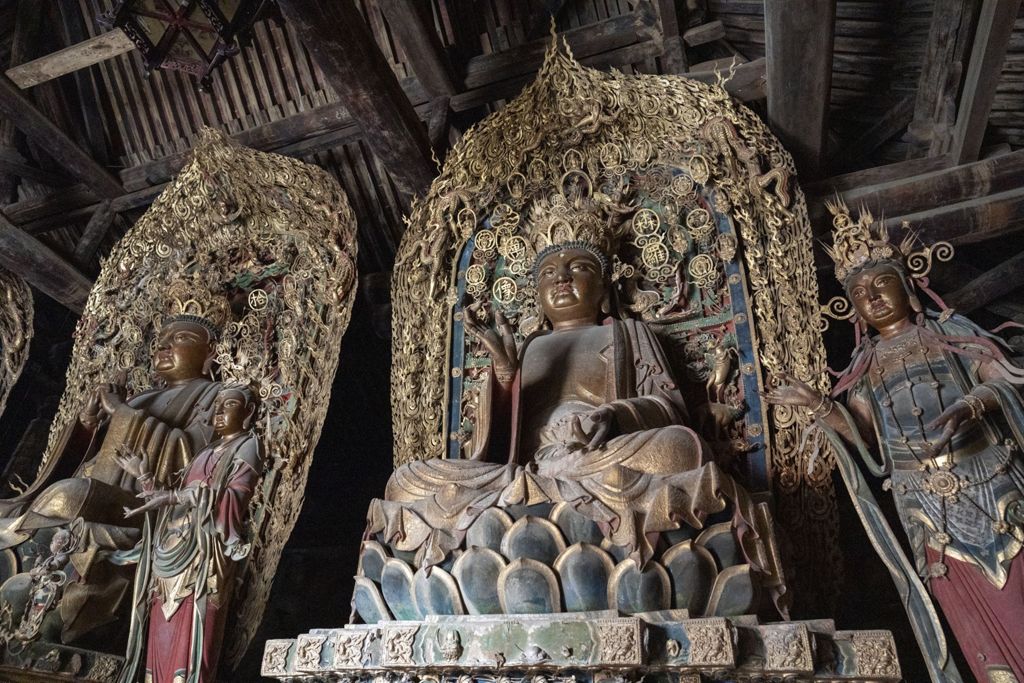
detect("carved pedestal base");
top-left (262, 612), bottom-right (900, 682)
top-left (0, 641), bottom-right (124, 682)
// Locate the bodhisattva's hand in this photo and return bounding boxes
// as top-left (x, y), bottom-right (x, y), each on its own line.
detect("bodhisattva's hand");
top-left (1006, 500), bottom-right (1024, 527)
top-left (123, 489), bottom-right (175, 519)
top-left (923, 401), bottom-right (973, 458)
top-left (465, 304), bottom-right (518, 384)
top-left (761, 371), bottom-right (825, 410)
top-left (115, 448), bottom-right (149, 480)
top-left (79, 390), bottom-right (103, 427)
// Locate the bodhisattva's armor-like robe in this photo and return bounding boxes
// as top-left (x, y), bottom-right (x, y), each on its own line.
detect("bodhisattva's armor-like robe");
top-left (831, 313), bottom-right (1024, 680)
top-left (373, 318), bottom-right (771, 571)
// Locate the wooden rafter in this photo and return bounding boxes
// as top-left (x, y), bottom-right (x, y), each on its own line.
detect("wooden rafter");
top-left (764, 0), bottom-right (836, 179)
top-left (949, 0), bottom-right (1022, 164)
top-left (945, 248), bottom-right (1024, 313)
top-left (0, 209), bottom-right (91, 312)
top-left (0, 75), bottom-right (121, 199)
top-left (5, 30), bottom-right (135, 90)
top-left (277, 0), bottom-right (437, 197)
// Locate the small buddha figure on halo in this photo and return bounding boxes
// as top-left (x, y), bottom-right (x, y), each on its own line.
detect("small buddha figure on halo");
top-left (766, 203), bottom-right (1024, 682)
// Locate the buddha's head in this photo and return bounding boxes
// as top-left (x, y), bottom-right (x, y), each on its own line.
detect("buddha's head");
top-left (533, 243), bottom-right (608, 330)
top-left (845, 262), bottom-right (915, 331)
top-left (153, 316), bottom-right (218, 384)
top-left (212, 384), bottom-right (257, 437)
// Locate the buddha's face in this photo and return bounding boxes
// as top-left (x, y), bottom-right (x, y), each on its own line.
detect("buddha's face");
top-left (212, 389), bottom-right (252, 437)
top-left (536, 248), bottom-right (605, 328)
top-left (153, 320), bottom-right (213, 383)
top-left (846, 264), bottom-right (912, 330)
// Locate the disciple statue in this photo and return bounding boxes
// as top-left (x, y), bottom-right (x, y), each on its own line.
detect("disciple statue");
top-left (766, 204), bottom-right (1024, 683)
top-left (0, 305), bottom-right (225, 643)
top-left (375, 232), bottom-right (777, 583)
top-left (115, 384), bottom-right (262, 683)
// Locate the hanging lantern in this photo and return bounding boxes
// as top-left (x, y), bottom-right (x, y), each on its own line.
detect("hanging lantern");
top-left (103, 0), bottom-right (272, 90)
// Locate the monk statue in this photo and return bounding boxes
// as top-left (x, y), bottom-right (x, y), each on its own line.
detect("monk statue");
top-left (0, 299), bottom-right (226, 643)
top-left (115, 384), bottom-right (261, 683)
top-left (374, 227), bottom-right (775, 582)
top-left (766, 203), bottom-right (1024, 682)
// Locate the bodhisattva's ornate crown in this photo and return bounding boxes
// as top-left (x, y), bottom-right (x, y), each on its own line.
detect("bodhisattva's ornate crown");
top-left (824, 199), bottom-right (952, 284)
top-left (529, 175), bottom-right (636, 279)
top-left (163, 280), bottom-right (230, 341)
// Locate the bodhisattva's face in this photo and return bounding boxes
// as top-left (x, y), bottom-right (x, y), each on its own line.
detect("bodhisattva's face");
top-left (536, 248), bottom-right (605, 329)
top-left (212, 389), bottom-right (251, 437)
top-left (846, 264), bottom-right (912, 331)
top-left (153, 321), bottom-right (213, 383)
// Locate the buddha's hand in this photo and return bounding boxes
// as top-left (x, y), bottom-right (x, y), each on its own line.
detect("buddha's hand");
top-left (566, 405), bottom-right (614, 452)
top-left (465, 303), bottom-right (518, 384)
top-left (762, 371), bottom-right (823, 410)
top-left (97, 382), bottom-right (127, 415)
top-left (123, 489), bottom-right (175, 518)
top-left (79, 390), bottom-right (103, 428)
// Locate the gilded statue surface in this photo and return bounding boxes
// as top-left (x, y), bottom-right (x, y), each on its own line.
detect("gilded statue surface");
top-left (389, 39), bottom-right (840, 608)
top-left (768, 203), bottom-right (1024, 682)
top-left (0, 129), bottom-right (358, 676)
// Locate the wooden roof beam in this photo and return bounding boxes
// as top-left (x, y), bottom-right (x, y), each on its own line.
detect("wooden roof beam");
top-left (0, 209), bottom-right (91, 313)
top-left (0, 74), bottom-right (122, 199)
top-left (949, 0), bottom-right (1021, 164)
top-left (945, 248), bottom-right (1024, 314)
top-left (278, 0), bottom-right (436, 197)
top-left (764, 0), bottom-right (836, 180)
top-left (376, 0), bottom-right (460, 98)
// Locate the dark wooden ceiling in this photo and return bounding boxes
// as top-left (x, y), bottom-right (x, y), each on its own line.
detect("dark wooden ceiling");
top-left (0, 0), bottom-right (1020, 323)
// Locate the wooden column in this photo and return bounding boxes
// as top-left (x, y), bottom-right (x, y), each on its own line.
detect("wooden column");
top-left (949, 0), bottom-right (1022, 164)
top-left (0, 75), bottom-right (121, 198)
top-left (907, 0), bottom-right (977, 157)
top-left (764, 0), bottom-right (836, 179)
top-left (277, 0), bottom-right (436, 197)
top-left (0, 209), bottom-right (91, 312)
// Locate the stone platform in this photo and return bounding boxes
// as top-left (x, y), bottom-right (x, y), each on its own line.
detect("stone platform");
top-left (261, 612), bottom-right (900, 682)
top-left (0, 641), bottom-right (124, 681)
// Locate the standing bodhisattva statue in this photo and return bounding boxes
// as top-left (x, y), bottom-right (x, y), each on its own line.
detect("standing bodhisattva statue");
top-left (115, 384), bottom-right (261, 683)
top-left (767, 202), bottom-right (1024, 683)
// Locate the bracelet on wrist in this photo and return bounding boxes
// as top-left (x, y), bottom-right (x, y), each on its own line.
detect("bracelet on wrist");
top-left (960, 393), bottom-right (985, 421)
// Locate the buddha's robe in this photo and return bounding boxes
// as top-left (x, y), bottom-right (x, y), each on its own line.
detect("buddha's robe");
top-left (117, 430), bottom-right (261, 683)
top-left (21, 378), bottom-right (221, 531)
top-left (373, 318), bottom-right (770, 572)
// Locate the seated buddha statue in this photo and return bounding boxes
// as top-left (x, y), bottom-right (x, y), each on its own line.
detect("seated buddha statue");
top-left (12, 313), bottom-right (223, 533)
top-left (375, 237), bottom-right (768, 572)
top-left (0, 305), bottom-right (226, 643)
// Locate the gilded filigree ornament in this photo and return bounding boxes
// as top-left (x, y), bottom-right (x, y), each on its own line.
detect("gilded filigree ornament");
top-left (0, 270), bottom-right (31, 425)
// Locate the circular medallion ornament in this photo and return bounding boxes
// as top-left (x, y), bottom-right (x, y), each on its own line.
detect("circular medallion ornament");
top-left (501, 236), bottom-right (529, 263)
top-left (562, 148), bottom-right (585, 171)
top-left (633, 208), bottom-right (661, 236)
top-left (671, 174), bottom-right (695, 198)
top-left (466, 265), bottom-right (486, 286)
top-left (492, 277), bottom-right (518, 304)
top-left (642, 241), bottom-right (670, 269)
top-left (475, 229), bottom-right (497, 254)
top-left (688, 155), bottom-right (711, 185)
top-left (924, 469), bottom-right (963, 499)
top-left (686, 208), bottom-right (715, 242)
top-left (248, 288), bottom-right (269, 311)
top-left (688, 254), bottom-right (718, 287)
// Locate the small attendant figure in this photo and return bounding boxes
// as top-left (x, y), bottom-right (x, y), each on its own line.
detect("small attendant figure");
top-left (766, 203), bottom-right (1024, 683)
top-left (115, 384), bottom-right (262, 683)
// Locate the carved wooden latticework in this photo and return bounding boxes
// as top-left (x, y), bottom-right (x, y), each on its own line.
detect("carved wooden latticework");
top-left (28, 128), bottom-right (357, 665)
top-left (391, 42), bottom-right (840, 608)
